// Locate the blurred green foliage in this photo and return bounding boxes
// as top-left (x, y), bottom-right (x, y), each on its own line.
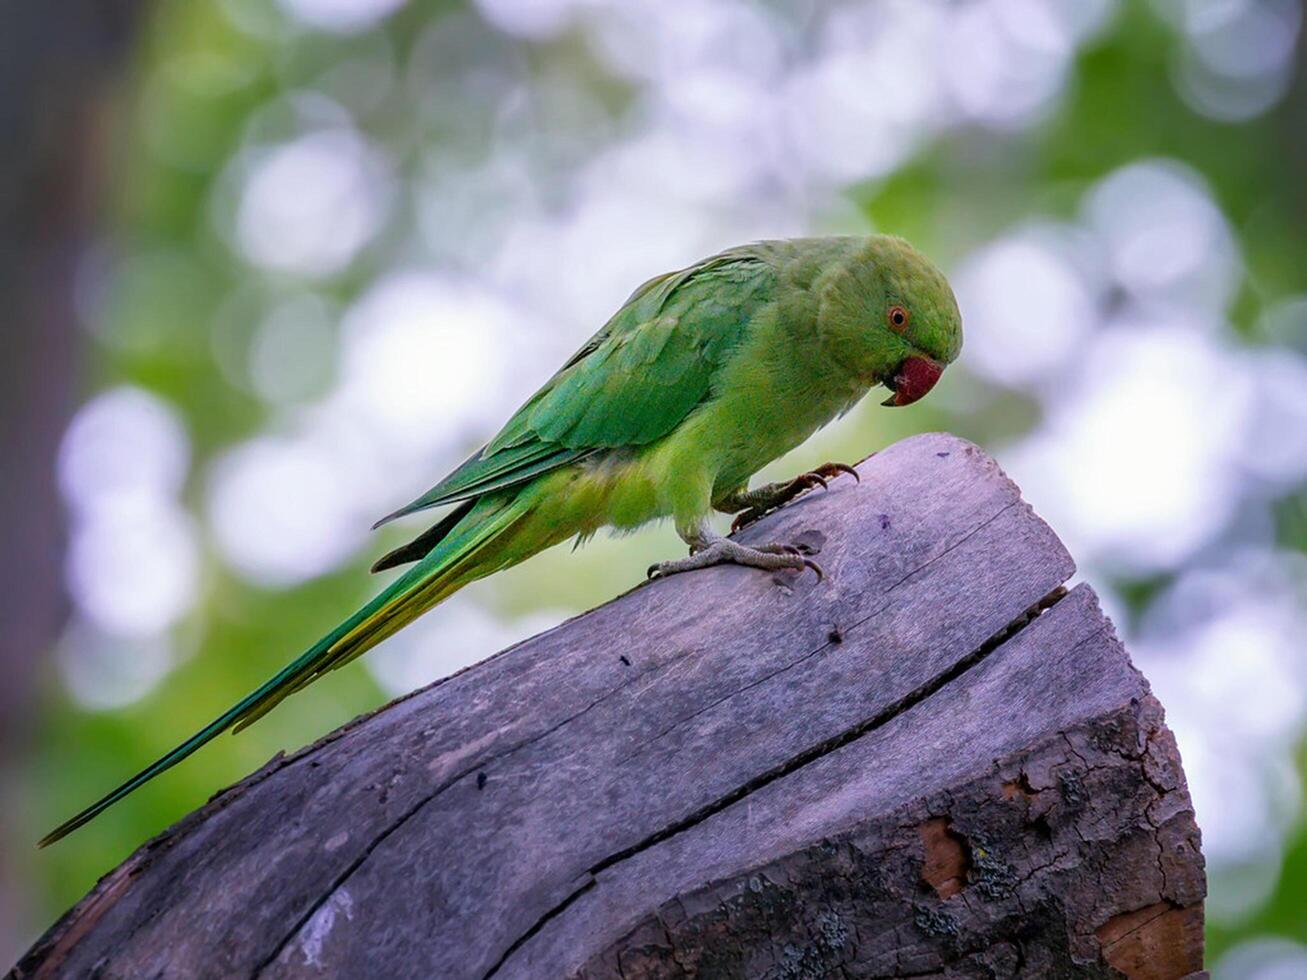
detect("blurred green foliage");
top-left (14, 0), bottom-right (1307, 969)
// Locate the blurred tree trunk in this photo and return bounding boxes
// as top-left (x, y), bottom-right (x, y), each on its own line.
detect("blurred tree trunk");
top-left (0, 0), bottom-right (144, 965)
top-left (1282, 6), bottom-right (1307, 205)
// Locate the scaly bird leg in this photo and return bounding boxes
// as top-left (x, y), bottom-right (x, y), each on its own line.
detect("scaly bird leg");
top-left (647, 523), bottom-right (822, 581)
top-left (719, 461), bottom-right (860, 533)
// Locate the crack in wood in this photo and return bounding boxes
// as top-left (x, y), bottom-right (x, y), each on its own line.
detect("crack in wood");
top-left (18, 435), bottom-right (1201, 980)
top-left (615, 500), bottom-right (1024, 767)
top-left (587, 683), bottom-right (1203, 978)
top-left (479, 876), bottom-right (597, 980)
top-left (484, 585), bottom-right (1069, 977)
top-left (254, 497), bottom-right (1040, 975)
top-left (884, 500), bottom-right (1019, 592)
top-left (248, 651), bottom-right (690, 976)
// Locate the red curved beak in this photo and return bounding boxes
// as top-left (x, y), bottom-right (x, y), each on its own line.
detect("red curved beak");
top-left (881, 356), bottom-right (944, 407)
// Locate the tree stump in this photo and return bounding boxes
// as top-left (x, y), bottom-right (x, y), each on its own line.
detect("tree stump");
top-left (12, 433), bottom-right (1206, 980)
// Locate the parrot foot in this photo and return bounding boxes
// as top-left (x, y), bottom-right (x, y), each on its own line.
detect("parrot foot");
top-left (647, 539), bottom-right (822, 582)
top-left (728, 462), bottom-right (860, 533)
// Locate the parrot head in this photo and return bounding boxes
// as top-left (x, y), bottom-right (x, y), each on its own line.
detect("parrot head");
top-left (818, 235), bottom-right (963, 408)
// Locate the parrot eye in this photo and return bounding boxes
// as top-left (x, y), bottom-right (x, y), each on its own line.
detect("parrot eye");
top-left (887, 305), bottom-right (910, 332)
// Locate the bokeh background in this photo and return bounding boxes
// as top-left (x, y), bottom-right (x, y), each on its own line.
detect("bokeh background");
top-left (4, 0), bottom-right (1306, 971)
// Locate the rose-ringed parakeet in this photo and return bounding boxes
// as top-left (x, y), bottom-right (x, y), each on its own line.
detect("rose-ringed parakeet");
top-left (41, 234), bottom-right (962, 846)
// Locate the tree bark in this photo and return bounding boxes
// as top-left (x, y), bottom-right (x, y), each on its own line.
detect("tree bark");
top-left (10, 433), bottom-right (1207, 979)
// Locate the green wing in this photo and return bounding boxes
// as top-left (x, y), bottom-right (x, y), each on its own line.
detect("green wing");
top-left (374, 245), bottom-right (776, 528)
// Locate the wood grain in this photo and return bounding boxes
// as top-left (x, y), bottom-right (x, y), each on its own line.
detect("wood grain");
top-left (10, 433), bottom-right (1206, 979)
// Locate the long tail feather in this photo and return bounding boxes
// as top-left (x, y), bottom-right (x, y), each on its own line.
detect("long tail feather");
top-left (370, 499), bottom-right (476, 573)
top-left (40, 495), bottom-right (532, 848)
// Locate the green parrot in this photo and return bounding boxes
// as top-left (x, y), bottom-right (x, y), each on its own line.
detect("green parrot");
top-left (41, 234), bottom-right (962, 846)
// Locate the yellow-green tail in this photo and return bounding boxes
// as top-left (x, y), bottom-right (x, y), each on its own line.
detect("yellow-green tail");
top-left (39, 494), bottom-right (533, 847)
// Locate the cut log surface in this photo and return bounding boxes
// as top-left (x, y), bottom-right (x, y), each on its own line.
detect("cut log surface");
top-left (12, 433), bottom-right (1206, 980)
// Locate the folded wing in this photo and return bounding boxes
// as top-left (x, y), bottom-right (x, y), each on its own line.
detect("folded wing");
top-left (373, 246), bottom-right (776, 532)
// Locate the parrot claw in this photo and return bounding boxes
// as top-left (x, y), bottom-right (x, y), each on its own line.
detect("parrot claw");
top-left (814, 461), bottom-right (860, 484)
top-left (729, 461), bottom-right (860, 532)
top-left (647, 539), bottom-right (824, 582)
top-left (730, 508), bottom-right (767, 533)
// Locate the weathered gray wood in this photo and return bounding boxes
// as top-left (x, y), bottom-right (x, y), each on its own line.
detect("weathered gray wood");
top-left (552, 585), bottom-right (1205, 979)
top-left (11, 433), bottom-right (1206, 979)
